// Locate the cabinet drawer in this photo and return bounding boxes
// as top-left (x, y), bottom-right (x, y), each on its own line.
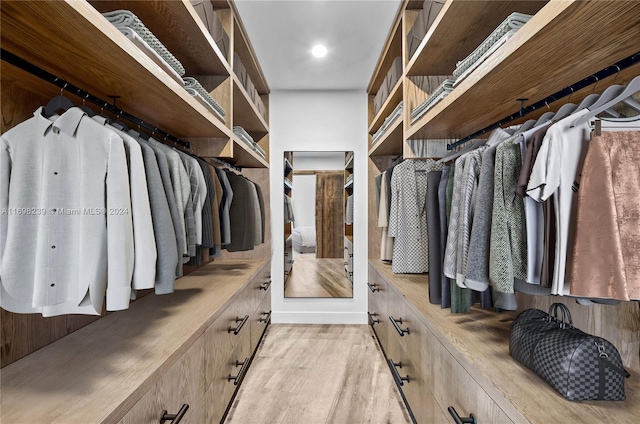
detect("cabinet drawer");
top-left (181, 394), bottom-right (205, 424)
top-left (119, 337), bottom-right (204, 424)
top-left (250, 264), bottom-right (271, 313)
top-left (204, 298), bottom-right (251, 387)
top-left (205, 334), bottom-right (251, 424)
top-left (432, 338), bottom-right (513, 424)
top-left (387, 288), bottom-right (410, 350)
top-left (250, 289), bottom-right (271, 353)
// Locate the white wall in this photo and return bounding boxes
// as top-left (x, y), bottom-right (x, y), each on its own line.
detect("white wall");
top-left (270, 90), bottom-right (368, 324)
top-left (291, 174), bottom-right (316, 228)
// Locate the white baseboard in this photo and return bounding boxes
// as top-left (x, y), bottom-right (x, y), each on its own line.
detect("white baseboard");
top-left (271, 311), bottom-right (367, 325)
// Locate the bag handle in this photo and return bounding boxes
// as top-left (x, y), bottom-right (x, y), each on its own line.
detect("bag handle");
top-left (548, 303), bottom-right (574, 329)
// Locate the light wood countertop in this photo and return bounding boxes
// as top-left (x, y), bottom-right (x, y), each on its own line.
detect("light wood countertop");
top-left (370, 259), bottom-right (640, 424)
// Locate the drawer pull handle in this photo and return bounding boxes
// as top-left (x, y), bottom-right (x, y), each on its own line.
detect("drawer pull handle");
top-left (228, 357), bottom-right (250, 386)
top-left (228, 315), bottom-right (249, 335)
top-left (344, 262), bottom-right (348, 266)
top-left (349, 253), bottom-right (353, 258)
top-left (387, 358), bottom-right (410, 387)
top-left (447, 407), bottom-right (476, 424)
top-left (367, 283), bottom-right (380, 293)
top-left (160, 404), bottom-right (189, 423)
top-left (259, 311), bottom-right (272, 323)
top-left (368, 312), bottom-right (379, 325)
top-left (284, 252), bottom-right (289, 256)
top-left (259, 280), bottom-right (271, 290)
top-left (389, 316), bottom-right (410, 336)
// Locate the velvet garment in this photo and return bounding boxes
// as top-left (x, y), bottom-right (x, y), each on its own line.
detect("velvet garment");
top-left (570, 131), bottom-right (640, 301)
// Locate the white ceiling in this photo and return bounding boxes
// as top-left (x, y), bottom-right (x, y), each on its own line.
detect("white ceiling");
top-left (234, 0), bottom-right (401, 91)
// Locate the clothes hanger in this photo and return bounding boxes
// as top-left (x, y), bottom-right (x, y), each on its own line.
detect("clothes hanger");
top-left (436, 138), bottom-right (484, 164)
top-left (78, 92), bottom-right (95, 117)
top-left (97, 101), bottom-right (112, 124)
top-left (517, 119), bottom-right (537, 133)
top-left (110, 111), bottom-right (129, 132)
top-left (43, 82), bottom-right (75, 118)
top-left (550, 102), bottom-right (577, 121)
top-left (573, 76), bottom-right (640, 126)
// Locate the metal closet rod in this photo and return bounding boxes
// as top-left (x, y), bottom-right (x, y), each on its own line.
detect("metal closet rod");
top-left (447, 50), bottom-right (640, 150)
top-left (1, 48), bottom-right (190, 149)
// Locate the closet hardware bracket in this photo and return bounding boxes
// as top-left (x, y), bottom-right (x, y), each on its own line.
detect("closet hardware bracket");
top-left (390, 316), bottom-right (410, 336)
top-left (228, 315), bottom-right (249, 335)
top-left (448, 50), bottom-right (640, 150)
top-left (160, 404), bottom-right (189, 423)
top-left (259, 311), bottom-right (272, 323)
top-left (228, 358), bottom-right (250, 385)
top-left (387, 358), bottom-right (410, 386)
top-left (447, 407), bottom-right (477, 424)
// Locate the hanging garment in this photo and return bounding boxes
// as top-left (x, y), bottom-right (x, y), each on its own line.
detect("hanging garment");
top-left (177, 152), bottom-right (198, 257)
top-left (388, 159), bottom-right (442, 273)
top-left (527, 109), bottom-right (591, 295)
top-left (571, 131), bottom-right (640, 301)
top-left (96, 119), bottom-right (157, 291)
top-left (137, 137), bottom-right (184, 278)
top-left (179, 152), bottom-right (207, 246)
top-left (455, 148), bottom-right (484, 286)
top-left (489, 139), bottom-right (527, 311)
top-left (134, 135), bottom-right (179, 294)
top-left (426, 170), bottom-right (442, 304)
top-left (438, 166), bottom-right (451, 308)
top-left (209, 165), bottom-right (223, 246)
top-left (225, 172), bottom-right (256, 252)
top-left (214, 167), bottom-right (233, 245)
top-left (196, 160), bottom-right (216, 248)
top-left (374, 173), bottom-right (383, 214)
top-left (378, 171), bottom-right (394, 262)
top-left (255, 182), bottom-right (266, 244)
top-left (465, 129), bottom-right (513, 291)
top-left (248, 180), bottom-right (262, 246)
top-left (443, 155), bottom-right (466, 279)
top-left (0, 107), bottom-right (133, 316)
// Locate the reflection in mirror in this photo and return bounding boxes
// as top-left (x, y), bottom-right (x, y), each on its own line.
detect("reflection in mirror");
top-left (284, 151), bottom-right (354, 298)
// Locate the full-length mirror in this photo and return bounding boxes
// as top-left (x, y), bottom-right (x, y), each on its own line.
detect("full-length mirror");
top-left (284, 151), bottom-right (354, 298)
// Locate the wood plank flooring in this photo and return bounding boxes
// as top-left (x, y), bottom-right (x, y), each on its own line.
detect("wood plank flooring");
top-left (284, 257), bottom-right (353, 298)
top-left (224, 325), bottom-right (411, 424)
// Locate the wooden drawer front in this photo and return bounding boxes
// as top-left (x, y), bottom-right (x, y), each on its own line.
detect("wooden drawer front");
top-left (386, 341), bottom-right (421, 419)
top-left (204, 299), bottom-right (250, 387)
top-left (250, 263), bottom-right (271, 313)
top-left (250, 289), bottom-right (271, 352)
top-left (119, 337), bottom-right (205, 424)
top-left (181, 395), bottom-right (205, 424)
top-left (205, 335), bottom-right (251, 424)
top-left (369, 309), bottom-right (389, 352)
top-left (387, 288), bottom-right (409, 350)
top-left (367, 270), bottom-right (387, 316)
top-left (432, 339), bottom-right (513, 424)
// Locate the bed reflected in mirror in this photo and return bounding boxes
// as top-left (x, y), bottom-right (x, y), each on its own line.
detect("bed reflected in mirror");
top-left (284, 151), bottom-right (354, 298)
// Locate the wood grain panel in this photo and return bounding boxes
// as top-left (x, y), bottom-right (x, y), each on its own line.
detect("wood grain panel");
top-left (370, 118), bottom-right (404, 157)
top-left (407, 0), bottom-right (548, 76)
top-left (1, 1), bottom-right (229, 138)
top-left (316, 172), bottom-right (345, 259)
top-left (250, 289), bottom-right (271, 352)
top-left (89, 0), bottom-right (229, 76)
top-left (119, 337), bottom-right (205, 424)
top-left (370, 79), bottom-right (404, 134)
top-left (408, 1), bottom-right (640, 139)
top-left (404, 75), bottom-right (452, 126)
top-left (368, 13), bottom-right (403, 94)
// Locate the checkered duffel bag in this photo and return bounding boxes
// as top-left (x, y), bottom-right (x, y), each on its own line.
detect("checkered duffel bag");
top-left (510, 303), bottom-right (630, 401)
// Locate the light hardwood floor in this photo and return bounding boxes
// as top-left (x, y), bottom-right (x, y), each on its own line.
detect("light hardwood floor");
top-left (284, 257), bottom-right (353, 298)
top-left (224, 325), bottom-right (411, 424)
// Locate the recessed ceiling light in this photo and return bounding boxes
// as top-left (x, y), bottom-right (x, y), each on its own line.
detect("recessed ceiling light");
top-left (311, 44), bottom-right (328, 58)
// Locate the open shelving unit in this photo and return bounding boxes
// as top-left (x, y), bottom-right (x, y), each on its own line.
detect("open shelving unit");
top-left (1, 0), bottom-right (271, 168)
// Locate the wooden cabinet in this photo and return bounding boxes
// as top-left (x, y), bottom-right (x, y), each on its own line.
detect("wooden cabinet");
top-left (369, 260), bottom-right (640, 424)
top-left (120, 338), bottom-right (205, 424)
top-left (0, 260), bottom-right (271, 424)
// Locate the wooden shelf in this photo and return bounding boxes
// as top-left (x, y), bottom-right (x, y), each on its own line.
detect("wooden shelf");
top-left (407, 0), bottom-right (640, 140)
top-left (1, 0), bottom-right (229, 139)
top-left (369, 78), bottom-right (403, 134)
top-left (88, 0), bottom-right (230, 76)
top-left (367, 12), bottom-right (403, 94)
top-left (232, 76), bottom-right (269, 136)
top-left (231, 135), bottom-right (269, 168)
top-left (0, 260), bottom-right (266, 424)
top-left (406, 0), bottom-right (547, 76)
top-left (231, 4), bottom-right (269, 94)
top-left (369, 117), bottom-right (403, 157)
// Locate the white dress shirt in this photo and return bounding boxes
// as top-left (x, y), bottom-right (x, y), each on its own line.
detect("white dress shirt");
top-left (1, 107), bottom-right (134, 316)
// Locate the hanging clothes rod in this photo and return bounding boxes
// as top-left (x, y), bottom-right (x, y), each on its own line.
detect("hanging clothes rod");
top-left (447, 51), bottom-right (640, 150)
top-left (209, 156), bottom-right (242, 172)
top-left (1, 48), bottom-right (190, 149)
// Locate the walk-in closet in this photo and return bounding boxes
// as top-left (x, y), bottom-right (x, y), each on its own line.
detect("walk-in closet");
top-left (1, 1), bottom-right (639, 423)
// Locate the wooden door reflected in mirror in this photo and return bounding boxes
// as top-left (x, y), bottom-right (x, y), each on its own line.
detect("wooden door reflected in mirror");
top-left (284, 151), bottom-right (354, 298)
